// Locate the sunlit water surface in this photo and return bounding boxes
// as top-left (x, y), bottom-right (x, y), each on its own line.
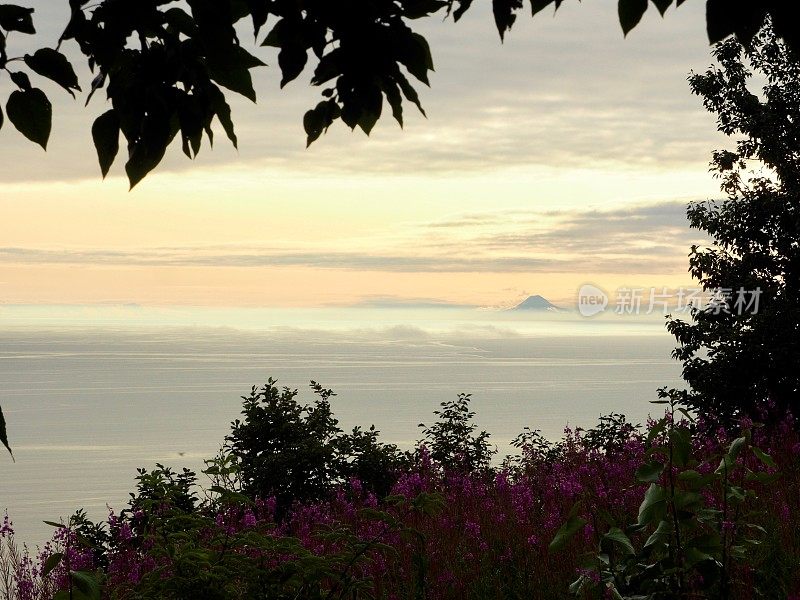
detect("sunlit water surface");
top-left (1, 305), bottom-right (685, 544)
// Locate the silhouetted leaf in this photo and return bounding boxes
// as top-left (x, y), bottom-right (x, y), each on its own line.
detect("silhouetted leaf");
top-left (405, 0), bottom-right (448, 19)
top-left (450, 0), bottom-right (474, 20)
top-left (24, 48), bottom-right (81, 96)
top-left (43, 520), bottom-right (65, 528)
top-left (303, 105), bottom-right (325, 147)
top-left (619, 0), bottom-right (648, 35)
top-left (492, 0), bottom-right (523, 41)
top-left (358, 85), bottom-right (382, 135)
top-left (650, 0), bottom-right (671, 16)
top-left (209, 86), bottom-right (237, 148)
top-left (91, 110), bottom-right (119, 178)
top-left (705, 0), bottom-right (735, 44)
top-left (278, 45), bottom-right (308, 88)
top-left (124, 110), bottom-right (173, 189)
top-left (85, 71), bottom-right (105, 106)
top-left (0, 405), bottom-right (12, 459)
top-left (0, 4), bottom-right (35, 34)
top-left (6, 87), bottom-right (51, 149)
top-left (207, 47), bottom-right (262, 102)
top-left (396, 71), bottom-right (426, 117)
top-left (9, 70), bottom-right (31, 90)
top-left (163, 7), bottom-right (195, 36)
top-left (383, 81), bottom-right (403, 127)
top-left (246, 0), bottom-right (269, 36)
top-left (530, 0), bottom-right (558, 16)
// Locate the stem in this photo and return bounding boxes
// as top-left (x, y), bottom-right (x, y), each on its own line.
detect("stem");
top-left (667, 402), bottom-right (685, 597)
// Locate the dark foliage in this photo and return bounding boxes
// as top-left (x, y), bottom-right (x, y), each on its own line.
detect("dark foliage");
top-left (668, 23), bottom-right (800, 422)
top-left (418, 393), bottom-right (495, 474)
top-left (578, 412), bottom-right (642, 454)
top-left (0, 0), bottom-right (794, 193)
top-left (225, 379), bottom-right (404, 517)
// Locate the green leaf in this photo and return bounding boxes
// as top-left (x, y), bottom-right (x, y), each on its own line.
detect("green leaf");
top-left (0, 405), bottom-right (11, 459)
top-left (637, 483), bottom-right (667, 526)
top-left (602, 527), bottom-right (635, 555)
top-left (644, 518), bottom-right (671, 549)
top-left (42, 552), bottom-right (63, 577)
top-left (91, 110), bottom-right (119, 178)
top-left (745, 471), bottom-right (779, 484)
top-left (685, 547), bottom-right (714, 566)
top-left (677, 469), bottom-right (708, 490)
top-left (618, 0), bottom-right (648, 36)
top-left (673, 490), bottom-right (702, 511)
top-left (646, 418), bottom-right (666, 445)
top-left (670, 427), bottom-right (692, 467)
top-left (549, 514), bottom-right (587, 552)
top-left (43, 520), bottom-right (65, 528)
top-left (752, 446), bottom-right (776, 470)
top-left (6, 88), bottom-right (51, 149)
top-left (70, 570), bottom-right (101, 600)
top-left (0, 5), bottom-right (35, 34)
top-left (728, 435), bottom-right (748, 458)
top-left (635, 461), bottom-right (664, 483)
top-left (24, 48), bottom-right (81, 96)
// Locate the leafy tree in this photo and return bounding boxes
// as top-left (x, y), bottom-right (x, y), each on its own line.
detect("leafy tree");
top-left (225, 380), bottom-right (344, 517)
top-left (224, 379), bottom-right (404, 518)
top-left (668, 22), bottom-right (800, 422)
top-left (0, 0), bottom-right (795, 191)
top-left (418, 393), bottom-right (495, 474)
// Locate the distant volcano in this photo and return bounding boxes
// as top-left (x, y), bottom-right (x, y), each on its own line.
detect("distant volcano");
top-left (509, 295), bottom-right (561, 312)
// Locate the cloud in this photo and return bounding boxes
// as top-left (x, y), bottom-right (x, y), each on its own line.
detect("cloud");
top-left (0, 200), bottom-right (706, 275)
top-left (334, 296), bottom-right (479, 309)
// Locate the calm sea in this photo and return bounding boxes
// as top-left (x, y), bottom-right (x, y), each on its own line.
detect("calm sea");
top-left (0, 306), bottom-right (684, 545)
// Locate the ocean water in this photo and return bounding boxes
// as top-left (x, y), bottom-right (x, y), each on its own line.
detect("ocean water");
top-left (0, 307), bottom-right (685, 545)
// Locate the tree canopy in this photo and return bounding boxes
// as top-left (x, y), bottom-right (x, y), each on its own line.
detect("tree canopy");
top-left (668, 23), bottom-right (800, 422)
top-left (0, 0), bottom-right (796, 188)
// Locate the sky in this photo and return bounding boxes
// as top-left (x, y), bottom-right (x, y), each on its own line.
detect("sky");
top-left (0, 1), bottom-right (732, 312)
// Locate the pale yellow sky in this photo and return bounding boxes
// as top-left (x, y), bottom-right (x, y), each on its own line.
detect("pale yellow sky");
top-left (0, 2), bottom-right (729, 312)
